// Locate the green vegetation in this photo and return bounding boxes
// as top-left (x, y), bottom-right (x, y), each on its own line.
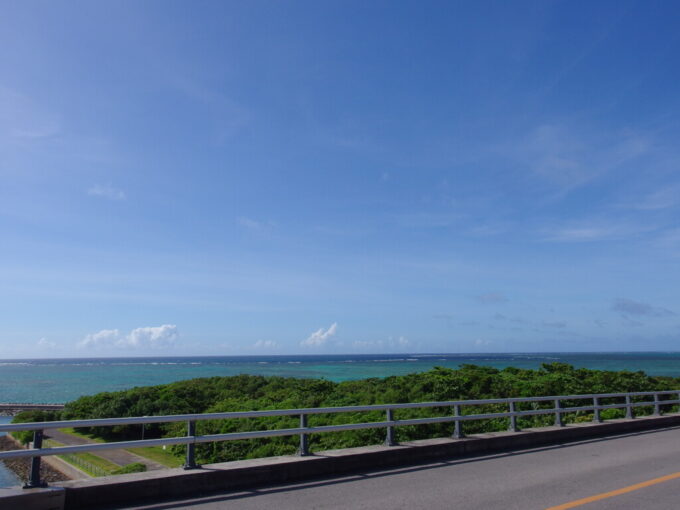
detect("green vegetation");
top-left (112, 462), bottom-right (147, 475)
top-left (14, 364), bottom-right (680, 466)
top-left (125, 447), bottom-right (183, 468)
top-left (10, 410), bottom-right (60, 445)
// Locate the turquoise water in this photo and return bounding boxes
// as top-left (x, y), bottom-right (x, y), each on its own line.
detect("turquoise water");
top-left (1, 353), bottom-right (679, 404)
top-left (0, 416), bottom-right (21, 488)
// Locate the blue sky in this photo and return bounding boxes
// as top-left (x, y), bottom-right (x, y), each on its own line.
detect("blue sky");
top-left (1, 0), bottom-right (680, 357)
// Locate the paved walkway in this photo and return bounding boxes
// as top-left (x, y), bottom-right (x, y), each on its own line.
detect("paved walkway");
top-left (113, 426), bottom-right (680, 509)
top-left (45, 430), bottom-right (166, 472)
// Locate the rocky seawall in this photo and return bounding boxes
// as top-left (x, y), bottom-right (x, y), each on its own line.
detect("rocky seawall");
top-left (0, 435), bottom-right (69, 484)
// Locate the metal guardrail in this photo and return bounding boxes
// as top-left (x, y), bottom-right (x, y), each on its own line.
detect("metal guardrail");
top-left (1, 390), bottom-right (679, 488)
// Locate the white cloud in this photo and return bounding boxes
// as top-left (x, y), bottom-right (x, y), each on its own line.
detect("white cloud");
top-left (87, 184), bottom-right (126, 200)
top-left (301, 323), bottom-right (338, 347)
top-left (79, 325), bottom-right (178, 349)
top-left (80, 328), bottom-right (121, 348)
top-left (121, 325), bottom-right (178, 348)
top-left (253, 340), bottom-right (278, 349)
top-left (37, 337), bottom-right (57, 349)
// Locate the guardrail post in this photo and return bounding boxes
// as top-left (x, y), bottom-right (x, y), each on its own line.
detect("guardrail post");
top-left (299, 414), bottom-right (310, 456)
top-left (385, 408), bottom-right (396, 446)
top-left (452, 404), bottom-right (464, 439)
top-left (508, 401), bottom-right (519, 432)
top-left (23, 430), bottom-right (45, 489)
top-left (593, 397), bottom-right (602, 423)
top-left (653, 393), bottom-right (661, 416)
top-left (183, 420), bottom-right (198, 469)
top-left (625, 395), bottom-right (634, 419)
top-left (554, 399), bottom-right (564, 427)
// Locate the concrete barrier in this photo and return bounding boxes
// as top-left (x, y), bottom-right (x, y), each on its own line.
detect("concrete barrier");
top-left (0, 486), bottom-right (64, 510)
top-left (5, 413), bottom-right (680, 510)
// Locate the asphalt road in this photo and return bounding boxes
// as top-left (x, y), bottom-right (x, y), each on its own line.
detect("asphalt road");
top-left (113, 426), bottom-right (680, 510)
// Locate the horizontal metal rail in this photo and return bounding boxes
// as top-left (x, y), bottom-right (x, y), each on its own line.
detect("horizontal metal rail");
top-left (0, 403), bottom-right (65, 409)
top-left (1, 391), bottom-right (677, 432)
top-left (1, 390), bottom-right (678, 489)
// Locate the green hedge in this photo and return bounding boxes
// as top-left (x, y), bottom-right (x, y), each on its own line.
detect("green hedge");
top-left (15, 363), bottom-right (679, 465)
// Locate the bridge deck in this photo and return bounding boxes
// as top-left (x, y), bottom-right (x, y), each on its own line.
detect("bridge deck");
top-left (115, 425), bottom-right (680, 510)
top-left (0, 403), bottom-right (65, 416)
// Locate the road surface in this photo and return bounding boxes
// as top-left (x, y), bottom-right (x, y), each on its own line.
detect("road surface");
top-left (109, 426), bottom-right (680, 510)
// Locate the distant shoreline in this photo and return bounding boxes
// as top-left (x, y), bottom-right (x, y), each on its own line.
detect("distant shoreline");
top-left (3, 352), bottom-right (680, 405)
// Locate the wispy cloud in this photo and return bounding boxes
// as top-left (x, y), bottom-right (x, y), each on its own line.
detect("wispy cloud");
top-left (541, 320), bottom-right (567, 329)
top-left (88, 184), bottom-right (126, 200)
top-left (629, 184), bottom-right (680, 211)
top-left (612, 298), bottom-right (674, 317)
top-left (300, 322), bottom-right (337, 347)
top-left (508, 124), bottom-right (651, 195)
top-left (0, 87), bottom-right (60, 144)
top-left (353, 336), bottom-right (409, 350)
top-left (493, 313), bottom-right (528, 324)
top-left (37, 337), bottom-right (57, 349)
top-left (80, 325), bottom-right (178, 349)
top-left (394, 212), bottom-right (462, 229)
top-left (474, 292), bottom-right (508, 304)
top-left (236, 217), bottom-right (274, 231)
top-left (169, 74), bottom-right (250, 143)
top-left (253, 339), bottom-right (277, 349)
top-left (542, 220), bottom-right (654, 242)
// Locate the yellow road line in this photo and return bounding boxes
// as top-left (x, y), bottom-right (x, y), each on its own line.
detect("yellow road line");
top-left (546, 471), bottom-right (680, 509)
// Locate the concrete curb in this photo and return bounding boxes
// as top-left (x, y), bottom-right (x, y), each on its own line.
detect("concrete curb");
top-left (6, 413), bottom-right (680, 510)
top-left (42, 455), bottom-right (91, 481)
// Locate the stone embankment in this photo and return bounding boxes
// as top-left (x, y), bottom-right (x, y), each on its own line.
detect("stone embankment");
top-left (0, 436), bottom-right (69, 484)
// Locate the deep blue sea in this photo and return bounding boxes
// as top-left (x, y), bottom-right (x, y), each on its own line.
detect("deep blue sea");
top-left (1, 352), bottom-right (679, 404)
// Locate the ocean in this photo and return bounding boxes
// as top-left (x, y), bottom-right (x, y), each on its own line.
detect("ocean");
top-left (1, 352), bottom-right (679, 404)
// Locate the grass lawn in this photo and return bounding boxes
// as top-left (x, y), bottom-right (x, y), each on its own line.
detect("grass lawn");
top-left (72, 451), bottom-right (120, 473)
top-left (126, 446), bottom-right (183, 468)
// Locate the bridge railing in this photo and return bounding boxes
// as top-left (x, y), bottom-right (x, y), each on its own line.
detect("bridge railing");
top-left (1, 390), bottom-right (679, 488)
